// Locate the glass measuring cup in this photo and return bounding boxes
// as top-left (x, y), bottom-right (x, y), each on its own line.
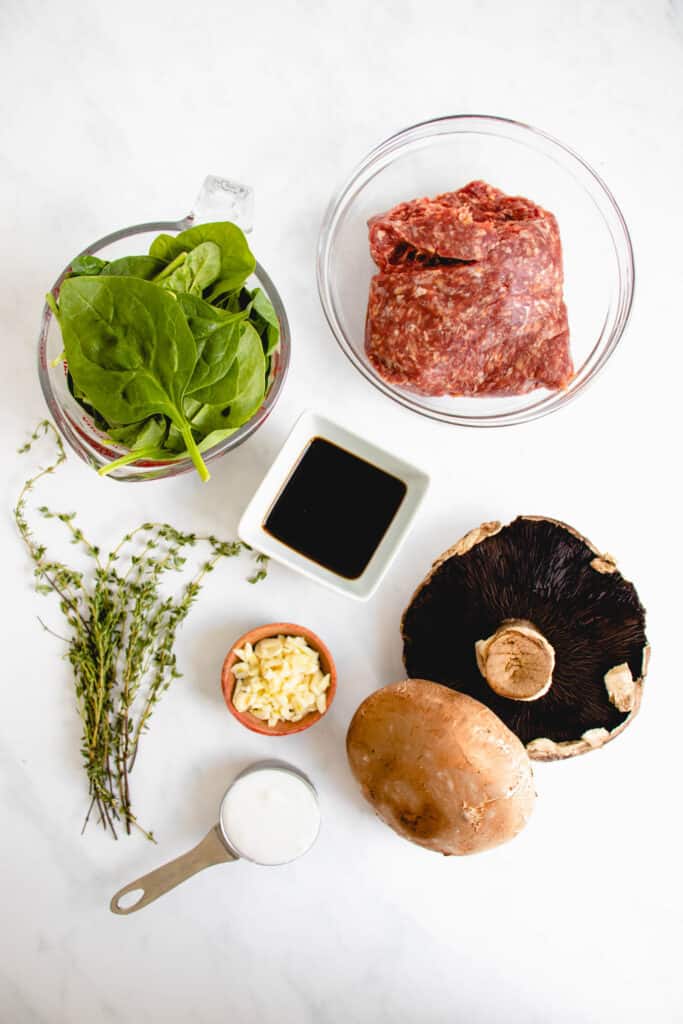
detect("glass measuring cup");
top-left (110, 761), bottom-right (319, 915)
top-left (38, 175), bottom-right (291, 482)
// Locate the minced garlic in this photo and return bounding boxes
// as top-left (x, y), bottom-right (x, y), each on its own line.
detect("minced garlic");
top-left (231, 634), bottom-right (331, 727)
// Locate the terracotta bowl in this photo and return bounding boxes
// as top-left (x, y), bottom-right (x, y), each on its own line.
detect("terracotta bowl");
top-left (221, 622), bottom-right (337, 736)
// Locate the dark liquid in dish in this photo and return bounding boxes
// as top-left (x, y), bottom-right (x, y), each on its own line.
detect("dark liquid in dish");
top-left (264, 437), bottom-right (407, 580)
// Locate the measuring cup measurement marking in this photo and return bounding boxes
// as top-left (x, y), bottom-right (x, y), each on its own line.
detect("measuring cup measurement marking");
top-left (110, 762), bottom-right (319, 915)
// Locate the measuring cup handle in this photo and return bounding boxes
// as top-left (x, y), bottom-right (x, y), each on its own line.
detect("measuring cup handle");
top-left (110, 825), bottom-right (236, 915)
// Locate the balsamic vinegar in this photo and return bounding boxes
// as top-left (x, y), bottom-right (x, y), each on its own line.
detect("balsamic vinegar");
top-left (264, 437), bottom-right (406, 579)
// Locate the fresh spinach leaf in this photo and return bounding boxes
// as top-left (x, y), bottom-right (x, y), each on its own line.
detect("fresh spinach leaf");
top-left (100, 255), bottom-right (168, 280)
top-left (176, 291), bottom-right (242, 328)
top-left (155, 257), bottom-right (192, 293)
top-left (195, 427), bottom-right (239, 452)
top-left (182, 394), bottom-right (204, 420)
top-left (146, 234), bottom-right (181, 264)
top-left (187, 241), bottom-right (221, 293)
top-left (55, 276), bottom-right (211, 481)
top-left (153, 251), bottom-right (188, 282)
top-left (71, 254), bottom-right (108, 276)
top-left (250, 287), bottom-right (280, 354)
top-left (209, 380), bottom-right (265, 429)
top-left (149, 222), bottom-right (255, 293)
top-left (163, 425), bottom-right (190, 454)
top-left (157, 407), bottom-right (239, 455)
top-left (187, 324), bottom-right (266, 431)
top-left (188, 321), bottom-right (264, 408)
top-left (168, 426), bottom-right (238, 457)
top-left (161, 396), bottom-right (204, 453)
top-left (67, 372), bottom-right (111, 431)
top-left (206, 281), bottom-right (253, 309)
top-left (107, 415), bottom-right (169, 450)
top-left (156, 241), bottom-right (222, 297)
top-left (177, 293), bottom-right (246, 396)
top-left (162, 323), bottom-right (266, 451)
top-left (56, 222), bottom-right (271, 481)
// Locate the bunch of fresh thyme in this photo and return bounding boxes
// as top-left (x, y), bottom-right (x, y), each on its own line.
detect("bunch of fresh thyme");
top-left (14, 421), bottom-right (268, 840)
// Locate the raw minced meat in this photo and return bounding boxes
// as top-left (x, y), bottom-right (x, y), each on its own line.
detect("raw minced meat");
top-left (365, 181), bottom-right (573, 397)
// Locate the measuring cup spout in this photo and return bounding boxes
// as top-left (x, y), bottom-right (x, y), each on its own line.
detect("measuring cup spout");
top-left (110, 825), bottom-right (237, 915)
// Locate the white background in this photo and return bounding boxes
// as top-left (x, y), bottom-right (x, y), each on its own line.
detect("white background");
top-left (2, 1), bottom-right (682, 1021)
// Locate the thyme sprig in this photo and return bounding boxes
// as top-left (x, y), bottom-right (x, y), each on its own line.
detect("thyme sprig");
top-left (14, 421), bottom-right (268, 840)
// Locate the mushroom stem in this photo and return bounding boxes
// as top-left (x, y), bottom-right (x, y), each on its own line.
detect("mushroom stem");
top-left (475, 620), bottom-right (555, 701)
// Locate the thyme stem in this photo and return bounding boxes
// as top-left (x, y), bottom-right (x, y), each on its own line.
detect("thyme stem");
top-left (14, 420), bottom-right (268, 839)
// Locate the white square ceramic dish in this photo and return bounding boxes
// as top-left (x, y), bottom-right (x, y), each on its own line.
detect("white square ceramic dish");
top-left (238, 411), bottom-right (429, 600)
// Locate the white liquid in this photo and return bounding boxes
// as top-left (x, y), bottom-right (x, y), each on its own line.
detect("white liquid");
top-left (220, 768), bottom-right (320, 865)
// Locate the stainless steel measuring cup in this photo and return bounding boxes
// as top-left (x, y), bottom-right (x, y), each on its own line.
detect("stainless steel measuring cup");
top-left (110, 760), bottom-right (319, 915)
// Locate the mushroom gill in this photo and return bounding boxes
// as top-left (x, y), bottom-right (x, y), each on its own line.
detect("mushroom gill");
top-left (401, 516), bottom-right (649, 760)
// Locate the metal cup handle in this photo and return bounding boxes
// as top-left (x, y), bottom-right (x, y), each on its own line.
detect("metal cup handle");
top-left (110, 825), bottom-right (237, 915)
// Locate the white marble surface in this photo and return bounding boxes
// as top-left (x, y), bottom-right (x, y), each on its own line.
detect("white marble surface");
top-left (2, 1), bottom-right (682, 1021)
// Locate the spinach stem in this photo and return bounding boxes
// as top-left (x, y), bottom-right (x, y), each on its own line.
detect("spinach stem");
top-left (178, 422), bottom-right (211, 482)
top-left (97, 447), bottom-right (168, 477)
top-left (98, 433), bottom-right (209, 481)
top-left (152, 252), bottom-right (187, 283)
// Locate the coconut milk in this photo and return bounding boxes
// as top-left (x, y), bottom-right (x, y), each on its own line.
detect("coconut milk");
top-left (220, 767), bottom-right (320, 865)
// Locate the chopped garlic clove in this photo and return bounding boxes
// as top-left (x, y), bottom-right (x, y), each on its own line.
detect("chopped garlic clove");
top-left (230, 634), bottom-right (331, 726)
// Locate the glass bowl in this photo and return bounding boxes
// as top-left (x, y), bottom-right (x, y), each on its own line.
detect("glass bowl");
top-left (38, 176), bottom-right (290, 481)
top-left (317, 115), bottom-right (634, 427)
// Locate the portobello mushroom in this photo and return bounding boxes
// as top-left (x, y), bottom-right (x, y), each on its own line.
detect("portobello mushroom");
top-left (346, 679), bottom-right (535, 855)
top-left (401, 517), bottom-right (649, 761)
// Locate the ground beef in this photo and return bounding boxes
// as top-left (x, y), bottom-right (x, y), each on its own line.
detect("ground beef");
top-left (365, 181), bottom-right (573, 397)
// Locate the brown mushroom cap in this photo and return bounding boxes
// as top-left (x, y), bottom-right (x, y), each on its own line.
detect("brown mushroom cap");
top-left (401, 517), bottom-right (649, 761)
top-left (346, 679), bottom-right (535, 855)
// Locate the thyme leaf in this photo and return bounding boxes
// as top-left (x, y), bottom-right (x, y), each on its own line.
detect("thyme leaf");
top-left (14, 420), bottom-right (268, 840)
